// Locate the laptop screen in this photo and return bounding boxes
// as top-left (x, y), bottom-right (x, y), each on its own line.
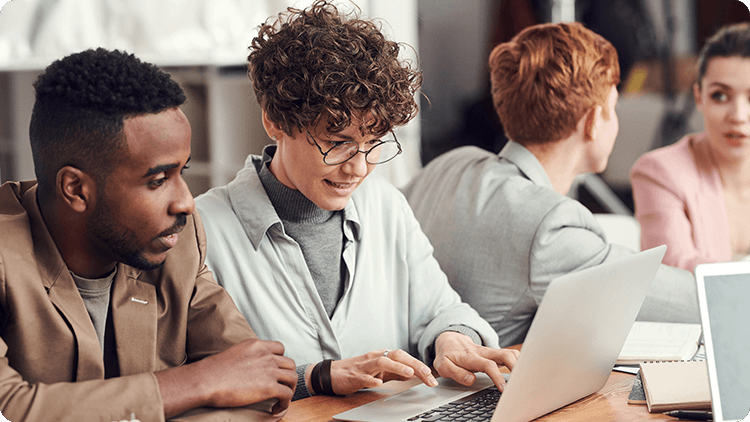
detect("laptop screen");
top-left (698, 270), bottom-right (750, 421)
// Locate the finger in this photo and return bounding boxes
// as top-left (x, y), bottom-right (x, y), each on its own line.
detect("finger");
top-left (370, 349), bottom-right (416, 377)
top-left (264, 379), bottom-right (294, 414)
top-left (379, 349), bottom-right (437, 386)
top-left (276, 367), bottom-right (299, 391)
top-left (266, 340), bottom-right (286, 356)
top-left (356, 373), bottom-right (384, 390)
top-left (477, 348), bottom-right (520, 371)
top-left (275, 355), bottom-right (297, 371)
top-left (435, 356), bottom-right (476, 386)
top-left (480, 359), bottom-right (507, 392)
top-left (272, 397), bottom-right (290, 415)
top-left (271, 383), bottom-right (293, 415)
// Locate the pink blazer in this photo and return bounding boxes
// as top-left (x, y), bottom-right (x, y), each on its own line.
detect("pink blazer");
top-left (630, 133), bottom-right (732, 272)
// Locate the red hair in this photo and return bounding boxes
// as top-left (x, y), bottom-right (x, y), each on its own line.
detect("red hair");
top-left (489, 22), bottom-right (620, 144)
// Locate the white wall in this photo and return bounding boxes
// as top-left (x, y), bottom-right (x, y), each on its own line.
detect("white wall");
top-left (0, 0), bottom-right (422, 189)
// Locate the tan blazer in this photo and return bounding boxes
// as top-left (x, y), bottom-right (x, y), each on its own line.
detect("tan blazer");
top-left (0, 181), bottom-right (263, 422)
top-left (631, 133), bottom-right (732, 272)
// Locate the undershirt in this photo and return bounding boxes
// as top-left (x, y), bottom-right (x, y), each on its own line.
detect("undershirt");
top-left (71, 269), bottom-right (115, 354)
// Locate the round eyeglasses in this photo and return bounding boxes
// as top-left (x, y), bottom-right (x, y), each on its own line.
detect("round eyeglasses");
top-left (306, 130), bottom-right (402, 166)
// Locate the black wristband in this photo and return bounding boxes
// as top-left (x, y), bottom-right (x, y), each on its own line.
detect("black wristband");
top-left (310, 361), bottom-right (325, 396)
top-left (321, 359), bottom-right (339, 396)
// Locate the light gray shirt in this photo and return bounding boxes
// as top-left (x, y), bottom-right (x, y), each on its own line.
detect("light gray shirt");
top-left (195, 146), bottom-right (499, 367)
top-left (403, 142), bottom-right (700, 347)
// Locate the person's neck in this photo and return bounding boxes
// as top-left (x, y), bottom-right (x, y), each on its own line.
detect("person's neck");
top-left (717, 157), bottom-right (750, 197)
top-left (40, 199), bottom-right (118, 279)
top-left (523, 136), bottom-right (587, 195)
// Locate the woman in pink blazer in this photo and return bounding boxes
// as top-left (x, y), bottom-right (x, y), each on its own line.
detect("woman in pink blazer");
top-left (631, 23), bottom-right (750, 272)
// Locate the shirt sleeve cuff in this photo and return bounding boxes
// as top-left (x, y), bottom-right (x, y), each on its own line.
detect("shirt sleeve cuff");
top-left (292, 364), bottom-right (312, 401)
top-left (439, 324), bottom-right (482, 345)
top-left (426, 325), bottom-right (483, 364)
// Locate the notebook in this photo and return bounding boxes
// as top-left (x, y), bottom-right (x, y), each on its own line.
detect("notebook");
top-left (695, 262), bottom-right (750, 422)
top-left (333, 245), bottom-right (667, 422)
top-left (638, 360), bottom-right (711, 412)
top-left (617, 321), bottom-right (702, 365)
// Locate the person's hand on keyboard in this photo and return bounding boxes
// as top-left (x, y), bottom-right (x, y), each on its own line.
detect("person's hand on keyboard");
top-left (432, 331), bottom-right (520, 391)
top-left (309, 348), bottom-right (439, 396)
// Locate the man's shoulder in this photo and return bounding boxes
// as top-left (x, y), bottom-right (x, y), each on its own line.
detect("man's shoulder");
top-left (405, 146), bottom-right (512, 197)
top-left (0, 180), bottom-right (36, 216)
top-left (421, 146), bottom-right (500, 175)
top-left (0, 181), bottom-right (39, 257)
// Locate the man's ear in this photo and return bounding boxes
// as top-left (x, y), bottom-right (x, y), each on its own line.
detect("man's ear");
top-left (261, 109), bottom-right (284, 141)
top-left (57, 166), bottom-right (96, 213)
top-left (582, 105), bottom-right (601, 142)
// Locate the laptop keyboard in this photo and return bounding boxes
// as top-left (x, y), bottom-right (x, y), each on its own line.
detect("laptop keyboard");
top-left (406, 386), bottom-right (501, 421)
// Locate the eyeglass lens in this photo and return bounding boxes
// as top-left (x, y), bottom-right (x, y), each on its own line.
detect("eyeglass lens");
top-left (326, 140), bottom-right (400, 165)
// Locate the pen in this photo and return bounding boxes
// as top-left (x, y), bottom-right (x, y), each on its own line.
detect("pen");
top-left (663, 410), bottom-right (712, 421)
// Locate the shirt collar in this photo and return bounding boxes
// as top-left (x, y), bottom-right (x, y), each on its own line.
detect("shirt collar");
top-left (227, 145), bottom-right (362, 249)
top-left (498, 140), bottom-right (554, 189)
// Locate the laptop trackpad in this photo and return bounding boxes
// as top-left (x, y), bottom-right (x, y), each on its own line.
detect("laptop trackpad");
top-left (334, 373), bottom-right (504, 421)
top-left (385, 374), bottom-right (497, 403)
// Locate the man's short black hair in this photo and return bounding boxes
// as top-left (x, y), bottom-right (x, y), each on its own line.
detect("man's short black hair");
top-left (30, 48), bottom-right (186, 201)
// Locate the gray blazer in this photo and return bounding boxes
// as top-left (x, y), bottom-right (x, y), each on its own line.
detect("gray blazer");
top-left (403, 142), bottom-right (699, 347)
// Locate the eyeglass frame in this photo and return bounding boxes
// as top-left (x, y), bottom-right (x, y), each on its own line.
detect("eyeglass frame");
top-left (306, 129), bottom-right (402, 166)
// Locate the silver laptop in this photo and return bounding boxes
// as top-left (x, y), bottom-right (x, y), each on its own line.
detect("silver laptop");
top-left (334, 245), bottom-right (667, 422)
top-left (695, 262), bottom-right (750, 422)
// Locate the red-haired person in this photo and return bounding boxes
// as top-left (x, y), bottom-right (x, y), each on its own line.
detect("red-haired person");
top-left (404, 22), bottom-right (700, 348)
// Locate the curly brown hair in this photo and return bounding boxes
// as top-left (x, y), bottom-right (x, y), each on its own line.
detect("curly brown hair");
top-left (247, 0), bottom-right (422, 137)
top-left (489, 22), bottom-right (619, 144)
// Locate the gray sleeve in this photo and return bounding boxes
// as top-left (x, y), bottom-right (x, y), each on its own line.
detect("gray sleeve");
top-left (531, 200), bottom-right (699, 324)
top-left (529, 199), bottom-right (628, 304)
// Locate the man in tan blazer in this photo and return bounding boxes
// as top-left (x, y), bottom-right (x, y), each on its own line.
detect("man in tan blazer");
top-left (0, 48), bottom-right (296, 421)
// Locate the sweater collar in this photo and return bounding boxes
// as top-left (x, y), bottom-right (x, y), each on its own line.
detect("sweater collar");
top-left (227, 145), bottom-right (361, 250)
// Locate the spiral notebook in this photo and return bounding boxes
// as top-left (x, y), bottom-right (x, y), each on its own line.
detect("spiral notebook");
top-left (638, 360), bottom-right (711, 413)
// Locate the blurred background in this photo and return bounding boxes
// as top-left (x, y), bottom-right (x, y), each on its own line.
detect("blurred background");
top-left (1, 0), bottom-right (749, 214)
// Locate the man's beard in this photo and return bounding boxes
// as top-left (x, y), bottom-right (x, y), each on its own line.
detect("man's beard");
top-left (87, 197), bottom-right (186, 271)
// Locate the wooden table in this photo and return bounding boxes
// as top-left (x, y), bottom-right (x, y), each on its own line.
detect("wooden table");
top-left (282, 370), bottom-right (677, 422)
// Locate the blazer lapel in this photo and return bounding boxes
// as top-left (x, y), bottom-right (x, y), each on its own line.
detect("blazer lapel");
top-left (110, 265), bottom-right (158, 375)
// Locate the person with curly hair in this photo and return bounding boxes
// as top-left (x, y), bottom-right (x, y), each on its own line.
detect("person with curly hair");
top-left (195, 0), bottom-right (518, 401)
top-left (403, 22), bottom-right (700, 347)
top-left (0, 48), bottom-right (297, 421)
